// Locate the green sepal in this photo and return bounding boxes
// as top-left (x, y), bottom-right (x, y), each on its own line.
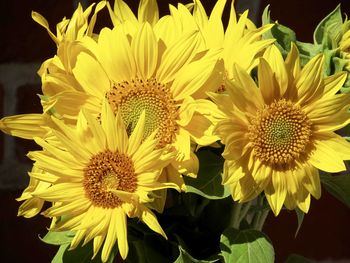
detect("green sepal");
top-left (262, 5), bottom-right (296, 57)
top-left (220, 228), bottom-right (275, 263)
top-left (332, 56), bottom-right (350, 92)
top-left (40, 230), bottom-right (75, 246)
top-left (295, 41), bottom-right (322, 67)
top-left (313, 5), bottom-right (343, 48)
top-left (321, 173), bottom-right (350, 208)
top-left (294, 208), bottom-right (304, 238)
top-left (184, 150), bottom-right (230, 200)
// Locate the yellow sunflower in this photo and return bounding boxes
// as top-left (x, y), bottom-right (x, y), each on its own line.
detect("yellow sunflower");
top-left (210, 44), bottom-right (350, 216)
top-left (47, 20), bottom-right (223, 191)
top-left (28, 101), bottom-right (177, 261)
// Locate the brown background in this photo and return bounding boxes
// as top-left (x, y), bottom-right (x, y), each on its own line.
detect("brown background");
top-left (0, 0), bottom-right (349, 262)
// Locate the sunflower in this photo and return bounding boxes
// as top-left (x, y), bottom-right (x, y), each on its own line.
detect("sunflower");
top-left (28, 101), bottom-right (177, 261)
top-left (210, 44), bottom-right (350, 216)
top-left (46, 19), bottom-right (223, 192)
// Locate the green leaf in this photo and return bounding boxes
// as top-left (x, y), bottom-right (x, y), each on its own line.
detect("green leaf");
top-left (174, 246), bottom-right (219, 263)
top-left (285, 254), bottom-right (312, 263)
top-left (220, 228), bottom-right (274, 263)
top-left (262, 5), bottom-right (296, 56)
top-left (40, 230), bottom-right (75, 245)
top-left (184, 150), bottom-right (230, 200)
top-left (321, 174), bottom-right (350, 208)
top-left (52, 241), bottom-right (117, 263)
top-left (313, 5), bottom-right (342, 47)
top-left (294, 209), bottom-right (304, 237)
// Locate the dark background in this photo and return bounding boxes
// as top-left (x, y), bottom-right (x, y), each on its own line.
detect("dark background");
top-left (0, 0), bottom-right (350, 262)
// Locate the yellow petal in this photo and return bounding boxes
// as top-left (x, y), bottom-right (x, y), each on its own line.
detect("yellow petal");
top-left (31, 11), bottom-right (58, 44)
top-left (73, 52), bottom-right (110, 99)
top-left (323, 72), bottom-right (347, 98)
top-left (265, 171), bottom-right (287, 216)
top-left (263, 45), bottom-right (288, 95)
top-left (17, 198), bottom-right (45, 218)
top-left (70, 229), bottom-right (87, 250)
top-left (309, 139), bottom-right (347, 173)
top-left (101, 211), bottom-right (118, 262)
top-left (171, 53), bottom-right (222, 100)
top-left (296, 54), bottom-right (324, 105)
top-left (132, 23), bottom-right (158, 79)
top-left (92, 235), bottom-right (106, 259)
top-left (138, 0), bottom-right (159, 26)
top-left (112, 0), bottom-right (138, 24)
top-left (97, 26), bottom-right (136, 83)
top-left (285, 42), bottom-right (301, 81)
top-left (0, 114), bottom-right (48, 140)
top-left (193, 0), bottom-right (208, 29)
top-left (127, 111), bottom-right (146, 157)
top-left (157, 30), bottom-right (200, 84)
top-left (141, 207), bottom-right (167, 239)
top-left (258, 58), bottom-right (280, 105)
top-left (115, 208), bottom-right (128, 260)
top-left (297, 194), bottom-right (311, 213)
top-left (101, 99), bottom-right (118, 152)
top-left (303, 164), bottom-right (321, 199)
top-left (115, 112), bottom-right (129, 154)
top-left (205, 0), bottom-right (225, 48)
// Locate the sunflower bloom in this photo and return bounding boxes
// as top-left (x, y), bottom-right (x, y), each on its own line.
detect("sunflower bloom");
top-left (211, 44), bottom-right (350, 216)
top-left (28, 101), bottom-right (177, 261)
top-left (48, 20), bottom-right (223, 191)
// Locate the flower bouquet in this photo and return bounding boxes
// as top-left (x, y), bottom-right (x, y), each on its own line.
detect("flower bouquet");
top-left (1, 0), bottom-right (350, 262)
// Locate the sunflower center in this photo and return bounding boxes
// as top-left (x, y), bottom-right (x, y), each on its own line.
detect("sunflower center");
top-left (106, 78), bottom-right (179, 148)
top-left (248, 99), bottom-right (312, 166)
top-left (83, 150), bottom-right (137, 208)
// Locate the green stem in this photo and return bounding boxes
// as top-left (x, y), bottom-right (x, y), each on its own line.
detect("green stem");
top-left (251, 195), bottom-right (264, 230)
top-left (238, 201), bottom-right (252, 223)
top-left (251, 210), bottom-right (261, 230)
top-left (256, 209), bottom-right (270, 231)
top-left (230, 202), bottom-right (242, 229)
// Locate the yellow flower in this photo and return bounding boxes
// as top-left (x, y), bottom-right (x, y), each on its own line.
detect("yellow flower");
top-left (28, 101), bottom-right (177, 261)
top-left (211, 44), bottom-right (350, 216)
top-left (47, 21), bottom-right (222, 190)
